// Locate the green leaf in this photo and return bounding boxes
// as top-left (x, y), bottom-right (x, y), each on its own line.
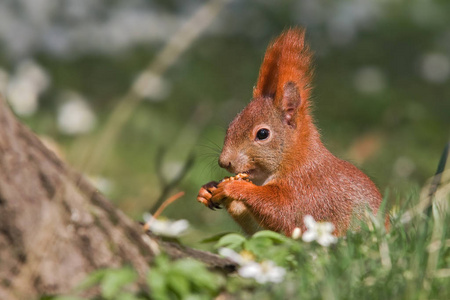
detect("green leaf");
top-left (189, 269), bottom-right (220, 292)
top-left (167, 273), bottom-right (190, 298)
top-left (199, 232), bottom-right (235, 243)
top-left (154, 254), bottom-right (171, 270)
top-left (252, 230), bottom-right (289, 243)
top-left (244, 237), bottom-right (274, 257)
top-left (173, 259), bottom-right (204, 274)
top-left (100, 267), bottom-right (138, 300)
top-left (215, 233), bottom-right (246, 250)
top-left (147, 269), bottom-right (169, 300)
top-left (170, 259), bottom-right (220, 294)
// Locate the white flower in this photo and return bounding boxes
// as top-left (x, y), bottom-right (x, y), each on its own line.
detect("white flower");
top-left (16, 60), bottom-right (50, 93)
top-left (238, 260), bottom-right (286, 284)
top-left (6, 60), bottom-right (50, 116)
top-left (219, 247), bottom-right (286, 284)
top-left (6, 78), bottom-right (39, 116)
top-left (143, 213), bottom-right (189, 238)
top-left (218, 248), bottom-right (254, 265)
top-left (302, 215), bottom-right (338, 247)
top-left (57, 92), bottom-right (96, 135)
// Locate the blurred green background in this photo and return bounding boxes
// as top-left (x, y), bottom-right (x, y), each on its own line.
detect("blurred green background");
top-left (0, 0), bottom-right (449, 244)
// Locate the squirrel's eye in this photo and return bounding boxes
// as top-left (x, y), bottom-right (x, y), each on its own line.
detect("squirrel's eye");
top-left (256, 128), bottom-right (270, 140)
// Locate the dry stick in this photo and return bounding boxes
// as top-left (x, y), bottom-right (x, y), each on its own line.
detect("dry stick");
top-left (78, 0), bottom-right (233, 175)
top-left (143, 191), bottom-right (186, 230)
top-left (401, 141), bottom-right (450, 224)
top-left (422, 142), bottom-right (450, 294)
top-left (425, 141), bottom-right (449, 217)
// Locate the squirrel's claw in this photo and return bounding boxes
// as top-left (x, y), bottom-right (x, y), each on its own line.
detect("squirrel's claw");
top-left (198, 177), bottom-right (250, 210)
top-left (197, 181), bottom-right (220, 210)
top-left (210, 184), bottom-right (228, 205)
top-left (207, 201), bottom-right (222, 210)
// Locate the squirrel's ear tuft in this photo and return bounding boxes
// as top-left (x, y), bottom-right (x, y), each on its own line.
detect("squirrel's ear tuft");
top-left (281, 82), bottom-right (301, 127)
top-left (253, 28), bottom-right (313, 114)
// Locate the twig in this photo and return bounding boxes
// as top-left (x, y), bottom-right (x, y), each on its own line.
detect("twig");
top-left (401, 141), bottom-right (450, 224)
top-left (153, 191), bottom-right (186, 220)
top-left (143, 191), bottom-right (186, 231)
top-left (425, 141), bottom-right (449, 216)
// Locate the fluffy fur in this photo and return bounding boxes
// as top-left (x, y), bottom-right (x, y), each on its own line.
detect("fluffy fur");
top-left (197, 28), bottom-right (383, 236)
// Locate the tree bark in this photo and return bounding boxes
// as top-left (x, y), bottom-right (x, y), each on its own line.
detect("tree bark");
top-left (0, 98), bottom-right (235, 299)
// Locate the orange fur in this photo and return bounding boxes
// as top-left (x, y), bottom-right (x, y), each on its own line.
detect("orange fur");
top-left (197, 28), bottom-right (384, 236)
top-left (253, 28), bottom-right (313, 108)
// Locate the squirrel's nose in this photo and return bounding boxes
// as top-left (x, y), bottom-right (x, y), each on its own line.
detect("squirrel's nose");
top-left (218, 151), bottom-right (233, 171)
top-left (218, 158), bottom-right (232, 170)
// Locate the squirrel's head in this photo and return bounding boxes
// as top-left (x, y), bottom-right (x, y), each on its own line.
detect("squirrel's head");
top-left (219, 28), bottom-right (314, 185)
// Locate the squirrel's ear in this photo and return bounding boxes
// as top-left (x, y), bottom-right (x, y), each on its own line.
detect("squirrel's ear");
top-left (253, 39), bottom-right (281, 99)
top-left (253, 28), bottom-right (313, 122)
top-left (281, 81), bottom-right (301, 127)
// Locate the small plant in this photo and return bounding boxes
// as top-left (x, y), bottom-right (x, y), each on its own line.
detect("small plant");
top-left (206, 198), bottom-right (450, 299)
top-left (45, 255), bottom-right (222, 300)
top-left (46, 266), bottom-right (141, 300)
top-left (147, 255), bottom-right (223, 300)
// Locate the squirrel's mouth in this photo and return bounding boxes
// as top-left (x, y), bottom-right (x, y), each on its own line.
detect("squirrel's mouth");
top-left (236, 169), bottom-right (251, 175)
top-left (236, 169), bottom-right (273, 186)
top-left (235, 169), bottom-right (255, 179)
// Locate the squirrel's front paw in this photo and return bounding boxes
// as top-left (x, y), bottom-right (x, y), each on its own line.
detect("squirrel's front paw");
top-left (209, 181), bottom-right (229, 208)
top-left (211, 179), bottom-right (251, 207)
top-left (197, 181), bottom-right (222, 210)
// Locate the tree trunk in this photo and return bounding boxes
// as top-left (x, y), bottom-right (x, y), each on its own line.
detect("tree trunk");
top-left (0, 98), bottom-right (234, 299)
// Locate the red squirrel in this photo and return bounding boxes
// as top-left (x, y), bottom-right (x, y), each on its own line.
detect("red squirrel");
top-left (197, 28), bottom-right (383, 236)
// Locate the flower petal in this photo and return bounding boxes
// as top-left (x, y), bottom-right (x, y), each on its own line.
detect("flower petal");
top-left (218, 248), bottom-right (245, 265)
top-left (238, 262), bottom-right (261, 278)
top-left (321, 222), bottom-right (335, 233)
top-left (143, 212), bottom-right (153, 223)
top-left (265, 263), bottom-right (286, 283)
top-left (317, 234), bottom-right (338, 247)
top-left (303, 215), bottom-right (316, 229)
top-left (170, 219), bottom-right (189, 235)
top-left (302, 230), bottom-right (317, 242)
